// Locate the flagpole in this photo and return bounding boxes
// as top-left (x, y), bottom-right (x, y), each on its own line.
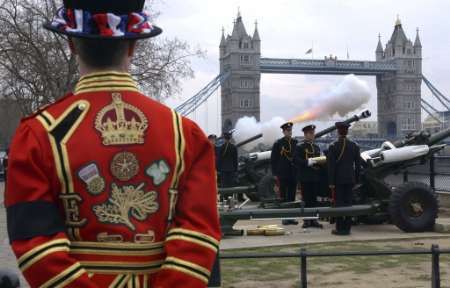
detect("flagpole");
top-left (312, 41), bottom-right (314, 59)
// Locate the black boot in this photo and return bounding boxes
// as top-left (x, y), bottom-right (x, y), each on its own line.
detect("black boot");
top-left (311, 220), bottom-right (323, 229)
top-left (302, 220), bottom-right (311, 228)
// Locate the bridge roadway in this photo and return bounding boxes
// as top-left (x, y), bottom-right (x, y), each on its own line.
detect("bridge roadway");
top-left (260, 58), bottom-right (397, 75)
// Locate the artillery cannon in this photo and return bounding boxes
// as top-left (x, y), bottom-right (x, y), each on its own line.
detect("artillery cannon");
top-left (219, 112), bottom-right (450, 235)
top-left (228, 110), bottom-right (371, 202)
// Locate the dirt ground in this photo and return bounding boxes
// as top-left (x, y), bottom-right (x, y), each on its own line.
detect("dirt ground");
top-left (221, 237), bottom-right (450, 288)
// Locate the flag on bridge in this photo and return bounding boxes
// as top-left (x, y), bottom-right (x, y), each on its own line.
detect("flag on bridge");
top-left (305, 48), bottom-right (313, 54)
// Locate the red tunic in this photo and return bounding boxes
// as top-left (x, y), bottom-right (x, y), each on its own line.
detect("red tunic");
top-left (5, 71), bottom-right (221, 287)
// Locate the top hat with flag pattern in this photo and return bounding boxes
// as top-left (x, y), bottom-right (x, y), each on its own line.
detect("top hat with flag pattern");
top-left (43, 0), bottom-right (162, 39)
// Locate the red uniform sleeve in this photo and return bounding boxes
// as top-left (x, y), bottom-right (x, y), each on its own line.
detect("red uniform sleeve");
top-left (5, 122), bottom-right (98, 288)
top-left (153, 121), bottom-right (221, 288)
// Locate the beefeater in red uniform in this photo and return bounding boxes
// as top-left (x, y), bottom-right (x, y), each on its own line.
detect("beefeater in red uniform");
top-left (5, 1), bottom-right (221, 287)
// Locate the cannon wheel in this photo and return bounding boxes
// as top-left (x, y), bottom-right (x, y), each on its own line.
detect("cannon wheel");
top-left (389, 182), bottom-right (438, 232)
top-left (256, 175), bottom-right (278, 201)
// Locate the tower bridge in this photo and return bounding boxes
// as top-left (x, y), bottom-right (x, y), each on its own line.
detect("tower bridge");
top-left (176, 13), bottom-right (449, 140)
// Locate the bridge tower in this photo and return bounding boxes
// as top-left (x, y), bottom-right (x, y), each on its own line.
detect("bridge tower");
top-left (220, 11), bottom-right (261, 133)
top-left (376, 17), bottom-right (422, 138)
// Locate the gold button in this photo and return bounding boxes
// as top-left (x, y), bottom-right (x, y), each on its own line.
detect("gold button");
top-left (78, 103), bottom-right (86, 110)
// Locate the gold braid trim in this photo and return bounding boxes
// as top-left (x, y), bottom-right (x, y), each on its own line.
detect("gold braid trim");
top-left (337, 138), bottom-right (347, 163)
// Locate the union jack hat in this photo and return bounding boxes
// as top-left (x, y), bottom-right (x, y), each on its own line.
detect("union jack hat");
top-left (43, 0), bottom-right (162, 39)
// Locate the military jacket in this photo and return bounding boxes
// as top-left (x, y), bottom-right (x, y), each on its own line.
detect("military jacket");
top-left (295, 141), bottom-right (321, 183)
top-left (327, 137), bottom-right (361, 186)
top-left (271, 137), bottom-right (297, 178)
top-left (217, 142), bottom-right (238, 172)
top-left (5, 72), bottom-right (220, 288)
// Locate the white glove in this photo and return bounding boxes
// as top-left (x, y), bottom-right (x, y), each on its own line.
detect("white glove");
top-left (307, 158), bottom-right (316, 167)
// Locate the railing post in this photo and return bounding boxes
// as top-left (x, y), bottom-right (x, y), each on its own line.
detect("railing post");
top-left (431, 244), bottom-right (440, 288)
top-left (430, 155), bottom-right (436, 191)
top-left (300, 248), bottom-right (307, 288)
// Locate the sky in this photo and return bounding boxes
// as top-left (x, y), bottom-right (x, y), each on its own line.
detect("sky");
top-left (152, 0), bottom-right (450, 136)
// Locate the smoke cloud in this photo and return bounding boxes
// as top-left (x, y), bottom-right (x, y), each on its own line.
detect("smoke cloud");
top-left (232, 75), bottom-right (372, 151)
top-left (233, 116), bottom-right (286, 151)
top-left (290, 74), bottom-right (371, 123)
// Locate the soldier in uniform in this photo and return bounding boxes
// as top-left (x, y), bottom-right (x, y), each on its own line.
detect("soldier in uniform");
top-left (295, 125), bottom-right (323, 228)
top-left (327, 122), bottom-right (361, 235)
top-left (217, 131), bottom-right (238, 188)
top-left (5, 1), bottom-right (220, 287)
top-left (271, 122), bottom-right (297, 202)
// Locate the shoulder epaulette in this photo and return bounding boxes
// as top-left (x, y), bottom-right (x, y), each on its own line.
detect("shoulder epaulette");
top-left (20, 93), bottom-right (74, 122)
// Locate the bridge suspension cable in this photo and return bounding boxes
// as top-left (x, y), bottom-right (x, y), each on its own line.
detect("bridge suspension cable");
top-left (175, 72), bottom-right (231, 116)
top-left (421, 99), bottom-right (443, 124)
top-left (422, 75), bottom-right (450, 110)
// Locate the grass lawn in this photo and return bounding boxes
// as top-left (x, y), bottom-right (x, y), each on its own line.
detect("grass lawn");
top-left (220, 238), bottom-right (450, 288)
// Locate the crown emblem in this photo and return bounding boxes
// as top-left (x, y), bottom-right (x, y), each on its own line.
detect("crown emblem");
top-left (95, 93), bottom-right (148, 146)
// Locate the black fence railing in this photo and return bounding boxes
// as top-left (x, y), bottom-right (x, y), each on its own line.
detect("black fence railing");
top-left (212, 244), bottom-right (450, 288)
top-left (385, 155), bottom-right (450, 193)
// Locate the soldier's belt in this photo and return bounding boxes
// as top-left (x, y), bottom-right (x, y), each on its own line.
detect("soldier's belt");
top-left (69, 241), bottom-right (165, 274)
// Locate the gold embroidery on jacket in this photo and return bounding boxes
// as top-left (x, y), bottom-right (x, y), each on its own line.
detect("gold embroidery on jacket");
top-left (93, 183), bottom-right (159, 230)
top-left (110, 151), bottom-right (140, 181)
top-left (38, 100), bottom-right (91, 240)
top-left (95, 93), bottom-right (148, 146)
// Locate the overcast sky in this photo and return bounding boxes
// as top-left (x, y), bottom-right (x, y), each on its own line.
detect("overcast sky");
top-left (152, 0), bottom-right (450, 135)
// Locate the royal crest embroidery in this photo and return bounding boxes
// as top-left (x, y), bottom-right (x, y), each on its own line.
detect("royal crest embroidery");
top-left (93, 183), bottom-right (159, 230)
top-left (95, 93), bottom-right (148, 146)
top-left (78, 163), bottom-right (105, 195)
top-left (145, 160), bottom-right (170, 186)
top-left (110, 152), bottom-right (139, 181)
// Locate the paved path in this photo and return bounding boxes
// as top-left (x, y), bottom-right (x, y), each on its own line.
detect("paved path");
top-left (0, 182), bottom-right (29, 287)
top-left (221, 218), bottom-right (450, 250)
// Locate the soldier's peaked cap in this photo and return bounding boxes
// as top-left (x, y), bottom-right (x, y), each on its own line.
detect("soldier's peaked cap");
top-left (302, 124), bottom-right (316, 133)
top-left (280, 122), bottom-right (293, 130)
top-left (43, 0), bottom-right (162, 39)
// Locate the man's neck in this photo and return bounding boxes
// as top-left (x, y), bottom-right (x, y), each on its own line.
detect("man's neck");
top-left (79, 67), bottom-right (129, 77)
top-left (78, 59), bottom-right (129, 77)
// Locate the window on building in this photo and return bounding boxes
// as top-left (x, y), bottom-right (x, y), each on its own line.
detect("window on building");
top-left (240, 99), bottom-right (252, 108)
top-left (240, 79), bottom-right (254, 89)
top-left (240, 55), bottom-right (250, 65)
top-left (402, 117), bottom-right (416, 130)
top-left (243, 42), bottom-right (249, 49)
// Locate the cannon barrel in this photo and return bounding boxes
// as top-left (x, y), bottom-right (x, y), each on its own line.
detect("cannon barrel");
top-left (221, 204), bottom-right (377, 219)
top-left (218, 186), bottom-right (257, 197)
top-left (391, 127), bottom-right (450, 148)
top-left (235, 110), bottom-right (371, 148)
top-left (236, 133), bottom-right (263, 148)
top-left (315, 110), bottom-right (371, 139)
top-left (427, 127), bottom-right (450, 145)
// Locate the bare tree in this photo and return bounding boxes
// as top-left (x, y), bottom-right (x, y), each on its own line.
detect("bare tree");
top-left (0, 0), bottom-right (203, 115)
